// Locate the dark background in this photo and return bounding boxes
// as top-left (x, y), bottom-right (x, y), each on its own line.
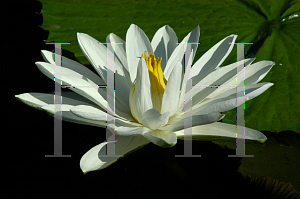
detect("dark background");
top-left (4, 0), bottom-right (300, 198)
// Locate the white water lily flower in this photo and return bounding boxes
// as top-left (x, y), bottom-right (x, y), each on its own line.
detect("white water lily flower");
top-left (15, 24), bottom-right (275, 174)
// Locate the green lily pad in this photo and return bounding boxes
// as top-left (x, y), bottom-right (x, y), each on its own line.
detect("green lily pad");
top-left (213, 130), bottom-right (300, 190)
top-left (40, 0), bottom-right (300, 133)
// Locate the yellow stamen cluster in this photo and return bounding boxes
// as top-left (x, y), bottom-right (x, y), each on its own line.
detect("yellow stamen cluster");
top-left (139, 51), bottom-right (167, 112)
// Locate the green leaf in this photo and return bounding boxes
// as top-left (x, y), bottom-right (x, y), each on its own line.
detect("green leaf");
top-left (213, 130), bottom-right (300, 190)
top-left (39, 0), bottom-right (300, 133)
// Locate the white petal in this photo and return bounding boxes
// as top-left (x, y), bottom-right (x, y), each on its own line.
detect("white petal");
top-left (151, 25), bottom-right (178, 72)
top-left (15, 91), bottom-right (98, 111)
top-left (202, 60), bottom-right (274, 101)
top-left (134, 58), bottom-right (153, 123)
top-left (242, 60), bottom-right (275, 85)
top-left (143, 130), bottom-right (177, 148)
top-left (161, 61), bottom-right (182, 117)
top-left (41, 50), bottom-right (105, 86)
top-left (77, 32), bottom-right (107, 82)
top-left (106, 33), bottom-right (129, 73)
top-left (191, 35), bottom-right (237, 86)
top-left (35, 61), bottom-right (100, 88)
top-left (80, 135), bottom-right (150, 174)
top-left (190, 82), bottom-right (274, 115)
top-left (142, 108), bottom-right (170, 130)
top-left (115, 126), bottom-right (149, 136)
top-left (163, 41), bottom-right (185, 81)
top-left (175, 49), bottom-right (194, 115)
top-left (35, 62), bottom-right (104, 107)
top-left (15, 93), bottom-right (48, 110)
top-left (106, 33), bottom-right (132, 88)
top-left (77, 33), bottom-right (132, 111)
top-left (175, 122), bottom-right (267, 143)
top-left (36, 61), bottom-right (133, 121)
top-left (162, 112), bottom-right (225, 132)
top-left (180, 25), bottom-right (200, 65)
top-left (70, 105), bottom-right (142, 127)
top-left (126, 24), bottom-right (153, 83)
top-left (185, 58), bottom-right (254, 109)
top-left (71, 105), bottom-right (106, 121)
top-left (163, 25), bottom-right (200, 80)
top-left (41, 104), bottom-right (106, 128)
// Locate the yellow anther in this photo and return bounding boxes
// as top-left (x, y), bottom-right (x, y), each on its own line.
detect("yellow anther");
top-left (136, 51), bottom-right (167, 112)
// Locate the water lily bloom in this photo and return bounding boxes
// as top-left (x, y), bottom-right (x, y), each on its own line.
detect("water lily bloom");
top-left (15, 24), bottom-right (275, 174)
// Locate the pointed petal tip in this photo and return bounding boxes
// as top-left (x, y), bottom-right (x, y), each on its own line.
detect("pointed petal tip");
top-left (35, 61), bottom-right (43, 65)
top-left (107, 32), bottom-right (115, 37)
top-left (164, 24), bottom-right (172, 31)
top-left (257, 137), bottom-right (267, 144)
top-left (129, 23), bottom-right (137, 28)
top-left (80, 164), bottom-right (98, 174)
top-left (77, 32), bottom-right (85, 39)
top-left (81, 169), bottom-right (88, 175)
top-left (40, 50), bottom-right (51, 61)
top-left (193, 25), bottom-right (200, 34)
top-left (228, 34), bottom-right (238, 41)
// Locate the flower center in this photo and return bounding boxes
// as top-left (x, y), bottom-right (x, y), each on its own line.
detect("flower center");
top-left (139, 51), bottom-right (167, 113)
